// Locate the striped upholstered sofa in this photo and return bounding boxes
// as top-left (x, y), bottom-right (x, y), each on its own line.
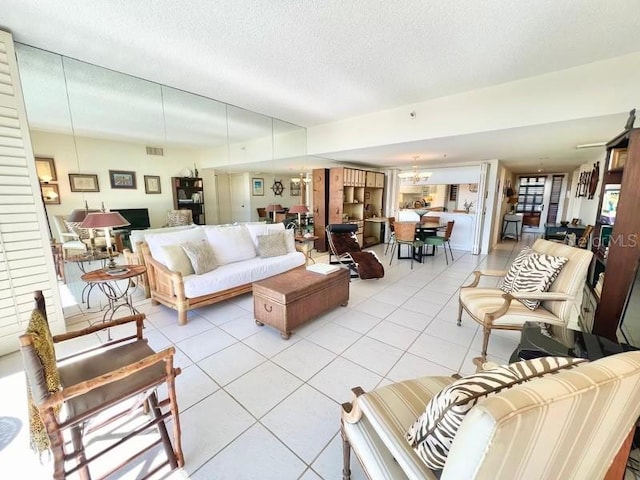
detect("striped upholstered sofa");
top-left (341, 351), bottom-right (640, 479)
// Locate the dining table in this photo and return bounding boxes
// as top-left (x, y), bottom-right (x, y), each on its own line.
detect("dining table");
top-left (396, 221), bottom-right (445, 263)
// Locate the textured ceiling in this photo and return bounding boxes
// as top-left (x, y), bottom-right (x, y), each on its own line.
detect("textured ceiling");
top-left (3, 0), bottom-right (640, 173)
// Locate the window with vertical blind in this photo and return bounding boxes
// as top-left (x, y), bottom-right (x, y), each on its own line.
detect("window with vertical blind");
top-left (546, 175), bottom-right (564, 224)
top-left (516, 176), bottom-right (545, 213)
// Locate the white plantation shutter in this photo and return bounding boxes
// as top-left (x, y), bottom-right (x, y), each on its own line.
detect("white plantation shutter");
top-left (0, 30), bottom-right (64, 355)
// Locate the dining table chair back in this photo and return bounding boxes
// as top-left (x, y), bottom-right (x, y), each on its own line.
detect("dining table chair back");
top-left (424, 220), bottom-right (455, 265)
top-left (389, 222), bottom-right (423, 269)
top-left (384, 216), bottom-right (396, 255)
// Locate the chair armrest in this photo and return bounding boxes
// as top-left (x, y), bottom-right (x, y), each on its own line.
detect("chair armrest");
top-left (507, 291), bottom-right (573, 301)
top-left (41, 346), bottom-right (180, 410)
top-left (60, 232), bottom-right (80, 240)
top-left (463, 269), bottom-right (508, 288)
top-left (53, 314), bottom-right (145, 344)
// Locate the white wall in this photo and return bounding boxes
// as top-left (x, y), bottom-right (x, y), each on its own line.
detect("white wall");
top-left (456, 184), bottom-right (478, 212)
top-left (568, 152), bottom-right (607, 225)
top-left (31, 130), bottom-right (205, 233)
top-left (307, 52), bottom-right (640, 156)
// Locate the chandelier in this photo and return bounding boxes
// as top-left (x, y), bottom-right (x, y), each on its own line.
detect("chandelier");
top-left (399, 156), bottom-right (430, 184)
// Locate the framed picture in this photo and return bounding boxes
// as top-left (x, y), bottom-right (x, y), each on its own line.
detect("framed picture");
top-left (69, 173), bottom-right (100, 192)
top-left (109, 170), bottom-right (137, 189)
top-left (41, 184), bottom-right (60, 204)
top-left (290, 181), bottom-right (300, 196)
top-left (35, 157), bottom-right (57, 182)
top-left (252, 177), bottom-right (264, 196)
top-left (609, 148), bottom-right (628, 171)
top-left (144, 175), bottom-right (161, 194)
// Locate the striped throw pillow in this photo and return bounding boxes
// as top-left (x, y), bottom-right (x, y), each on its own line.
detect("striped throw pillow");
top-left (499, 247), bottom-right (534, 292)
top-left (406, 356), bottom-right (586, 470)
top-left (510, 252), bottom-right (568, 310)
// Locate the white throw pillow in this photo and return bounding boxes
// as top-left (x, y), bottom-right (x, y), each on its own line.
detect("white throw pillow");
top-left (265, 223), bottom-right (295, 253)
top-left (181, 240), bottom-right (217, 275)
top-left (145, 227), bottom-right (206, 267)
top-left (205, 224), bottom-right (257, 265)
top-left (256, 232), bottom-right (289, 258)
top-left (160, 245), bottom-right (194, 276)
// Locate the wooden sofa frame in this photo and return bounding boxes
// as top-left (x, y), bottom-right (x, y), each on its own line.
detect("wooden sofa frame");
top-left (139, 241), bottom-right (253, 325)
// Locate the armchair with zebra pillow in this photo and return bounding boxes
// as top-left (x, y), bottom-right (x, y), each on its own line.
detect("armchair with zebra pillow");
top-left (457, 239), bottom-right (593, 363)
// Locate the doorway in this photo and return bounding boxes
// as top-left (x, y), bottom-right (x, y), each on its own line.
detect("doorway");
top-left (230, 174), bottom-right (250, 223)
top-left (516, 175), bottom-right (546, 231)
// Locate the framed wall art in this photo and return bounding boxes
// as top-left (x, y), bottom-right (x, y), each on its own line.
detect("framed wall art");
top-left (252, 177), bottom-right (264, 196)
top-left (109, 170), bottom-right (137, 189)
top-left (290, 181), bottom-right (300, 196)
top-left (69, 173), bottom-right (100, 192)
top-left (41, 184), bottom-right (60, 204)
top-left (35, 157), bottom-right (57, 182)
top-left (144, 175), bottom-right (161, 194)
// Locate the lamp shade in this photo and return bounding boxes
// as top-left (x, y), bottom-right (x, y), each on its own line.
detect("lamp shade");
top-left (288, 205), bottom-right (308, 214)
top-left (265, 204), bottom-right (283, 213)
top-left (67, 208), bottom-right (99, 223)
top-left (80, 212), bottom-right (130, 229)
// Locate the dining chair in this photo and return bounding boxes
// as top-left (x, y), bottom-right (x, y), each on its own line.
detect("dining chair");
top-left (384, 216), bottom-right (396, 255)
top-left (421, 215), bottom-right (439, 224)
top-left (388, 221), bottom-right (423, 269)
top-left (424, 220), bottom-right (455, 265)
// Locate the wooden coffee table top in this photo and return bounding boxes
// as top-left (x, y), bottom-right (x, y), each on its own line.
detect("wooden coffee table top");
top-left (253, 266), bottom-right (349, 298)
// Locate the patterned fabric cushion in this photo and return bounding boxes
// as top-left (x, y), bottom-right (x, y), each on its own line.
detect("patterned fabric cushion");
top-left (257, 232), bottom-right (288, 258)
top-left (181, 240), bottom-right (217, 275)
top-left (24, 308), bottom-right (62, 454)
top-left (166, 210), bottom-right (192, 227)
top-left (499, 247), bottom-right (534, 292)
top-left (406, 356), bottom-right (586, 470)
top-left (161, 245), bottom-right (195, 276)
top-left (64, 221), bottom-right (91, 240)
top-left (508, 252), bottom-right (568, 310)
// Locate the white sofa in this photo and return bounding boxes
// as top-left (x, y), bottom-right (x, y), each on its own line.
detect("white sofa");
top-left (138, 222), bottom-right (306, 325)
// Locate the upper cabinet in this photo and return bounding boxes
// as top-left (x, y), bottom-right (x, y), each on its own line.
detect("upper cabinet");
top-left (592, 125), bottom-right (640, 341)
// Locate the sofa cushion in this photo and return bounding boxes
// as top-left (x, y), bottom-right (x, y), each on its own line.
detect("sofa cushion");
top-left (181, 240), bottom-right (217, 275)
top-left (205, 225), bottom-right (257, 265)
top-left (161, 245), bottom-right (194, 276)
top-left (145, 227), bottom-right (206, 267)
top-left (182, 251), bottom-right (305, 298)
top-left (130, 225), bottom-right (197, 252)
top-left (257, 232), bottom-right (289, 258)
top-left (502, 251), bottom-right (568, 310)
top-left (406, 356), bottom-right (586, 470)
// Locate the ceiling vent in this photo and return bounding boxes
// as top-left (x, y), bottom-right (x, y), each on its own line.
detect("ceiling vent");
top-left (146, 146), bottom-right (164, 156)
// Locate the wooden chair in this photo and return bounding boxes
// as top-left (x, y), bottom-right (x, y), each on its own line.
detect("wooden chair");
top-left (388, 222), bottom-right (423, 269)
top-left (20, 291), bottom-right (184, 479)
top-left (384, 216), bottom-right (395, 255)
top-left (424, 220), bottom-right (455, 265)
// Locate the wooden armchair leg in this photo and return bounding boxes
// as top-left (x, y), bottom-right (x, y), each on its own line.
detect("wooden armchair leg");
top-left (480, 326), bottom-right (491, 361)
top-left (457, 301), bottom-right (463, 326)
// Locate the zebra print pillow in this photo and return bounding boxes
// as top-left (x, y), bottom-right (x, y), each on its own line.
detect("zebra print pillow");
top-left (509, 252), bottom-right (568, 310)
top-left (406, 356), bottom-right (586, 470)
top-left (500, 246), bottom-right (534, 292)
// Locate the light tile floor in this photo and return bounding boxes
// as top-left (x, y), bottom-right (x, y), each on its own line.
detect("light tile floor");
top-left (1, 235), bottom-right (544, 479)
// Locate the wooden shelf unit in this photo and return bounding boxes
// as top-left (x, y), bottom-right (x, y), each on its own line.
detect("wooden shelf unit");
top-left (591, 127), bottom-right (640, 341)
top-left (171, 177), bottom-right (205, 225)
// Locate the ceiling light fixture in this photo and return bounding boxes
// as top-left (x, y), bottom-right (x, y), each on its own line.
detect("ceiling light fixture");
top-left (398, 156), bottom-right (431, 183)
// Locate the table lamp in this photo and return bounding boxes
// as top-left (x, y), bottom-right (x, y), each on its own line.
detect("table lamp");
top-left (288, 205), bottom-right (308, 233)
top-left (265, 203), bottom-right (283, 223)
top-left (80, 207), bottom-right (130, 269)
top-left (67, 201), bottom-right (100, 254)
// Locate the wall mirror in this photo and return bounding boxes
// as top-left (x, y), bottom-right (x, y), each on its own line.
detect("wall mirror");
top-left (14, 41), bottom-right (307, 314)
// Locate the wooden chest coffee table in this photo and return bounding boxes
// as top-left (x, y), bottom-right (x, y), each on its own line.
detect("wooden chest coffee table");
top-left (253, 267), bottom-right (350, 339)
